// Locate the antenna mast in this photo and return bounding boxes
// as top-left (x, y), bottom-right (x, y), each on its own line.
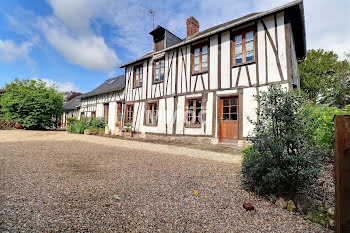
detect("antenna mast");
top-left (139, 8), bottom-right (155, 30)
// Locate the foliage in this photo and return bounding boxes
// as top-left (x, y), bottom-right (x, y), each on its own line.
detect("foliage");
top-left (88, 117), bottom-right (105, 128)
top-left (64, 91), bottom-right (82, 101)
top-left (301, 103), bottom-right (349, 150)
top-left (67, 117), bottom-right (78, 125)
top-left (0, 79), bottom-right (64, 129)
top-left (242, 85), bottom-right (322, 196)
top-left (299, 49), bottom-right (350, 108)
top-left (67, 116), bottom-right (105, 134)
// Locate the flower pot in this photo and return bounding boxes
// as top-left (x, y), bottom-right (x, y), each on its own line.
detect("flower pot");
top-left (14, 122), bottom-right (23, 129)
top-left (114, 127), bottom-right (121, 136)
top-left (123, 131), bottom-right (133, 138)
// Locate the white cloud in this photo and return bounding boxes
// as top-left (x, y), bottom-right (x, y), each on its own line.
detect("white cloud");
top-left (37, 17), bottom-right (119, 71)
top-left (0, 39), bottom-right (35, 63)
top-left (31, 78), bottom-right (81, 92)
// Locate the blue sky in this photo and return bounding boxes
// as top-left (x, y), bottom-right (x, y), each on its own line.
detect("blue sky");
top-left (0, 0), bottom-right (349, 93)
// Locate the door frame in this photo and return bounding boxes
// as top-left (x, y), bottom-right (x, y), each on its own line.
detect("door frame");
top-left (216, 90), bottom-right (243, 141)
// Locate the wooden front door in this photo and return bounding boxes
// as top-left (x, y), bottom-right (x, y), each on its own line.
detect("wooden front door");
top-left (104, 104), bottom-right (109, 124)
top-left (219, 96), bottom-right (239, 142)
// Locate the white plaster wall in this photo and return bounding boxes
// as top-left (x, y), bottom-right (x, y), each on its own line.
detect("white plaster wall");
top-left (206, 92), bottom-right (213, 135)
top-left (96, 103), bottom-right (104, 118)
top-left (176, 96), bottom-right (185, 134)
top-left (242, 87), bottom-right (257, 137)
top-left (257, 21), bottom-right (267, 84)
top-left (277, 12), bottom-right (287, 80)
top-left (210, 35), bottom-right (218, 90)
top-left (108, 102), bottom-right (117, 133)
top-left (221, 31), bottom-right (231, 88)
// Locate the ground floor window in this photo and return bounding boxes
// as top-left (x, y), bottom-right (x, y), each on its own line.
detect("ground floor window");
top-left (104, 103), bottom-right (109, 124)
top-left (116, 102), bottom-right (122, 123)
top-left (125, 104), bottom-right (134, 124)
top-left (146, 102), bottom-right (158, 126)
top-left (186, 98), bottom-right (202, 126)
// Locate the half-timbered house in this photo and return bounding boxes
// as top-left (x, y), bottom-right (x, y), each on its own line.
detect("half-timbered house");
top-left (119, 0), bottom-right (305, 142)
top-left (79, 75), bottom-right (125, 133)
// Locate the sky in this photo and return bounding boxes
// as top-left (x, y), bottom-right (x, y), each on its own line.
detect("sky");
top-left (0, 0), bottom-right (349, 93)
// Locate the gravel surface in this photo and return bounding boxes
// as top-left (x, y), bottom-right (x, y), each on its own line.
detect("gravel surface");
top-left (0, 130), bottom-right (327, 232)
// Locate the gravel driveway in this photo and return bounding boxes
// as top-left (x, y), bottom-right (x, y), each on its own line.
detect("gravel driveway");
top-left (0, 130), bottom-right (325, 232)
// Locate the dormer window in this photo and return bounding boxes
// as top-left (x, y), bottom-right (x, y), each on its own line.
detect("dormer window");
top-left (134, 64), bottom-right (143, 87)
top-left (153, 58), bottom-right (164, 83)
top-left (192, 43), bottom-right (208, 74)
top-left (232, 29), bottom-right (255, 65)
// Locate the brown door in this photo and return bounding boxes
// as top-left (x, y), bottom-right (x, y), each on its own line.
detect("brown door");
top-left (219, 96), bottom-right (239, 142)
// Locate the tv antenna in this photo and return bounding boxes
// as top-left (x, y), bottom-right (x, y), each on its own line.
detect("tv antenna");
top-left (139, 8), bottom-right (155, 30)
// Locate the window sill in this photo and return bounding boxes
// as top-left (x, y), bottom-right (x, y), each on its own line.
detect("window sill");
top-left (145, 123), bottom-right (158, 127)
top-left (191, 70), bottom-right (208, 76)
top-left (133, 85), bottom-right (142, 89)
top-left (185, 124), bottom-right (202, 128)
top-left (152, 80), bottom-right (164, 84)
top-left (231, 61), bottom-right (255, 68)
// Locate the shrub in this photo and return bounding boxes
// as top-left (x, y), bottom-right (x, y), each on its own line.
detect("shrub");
top-left (67, 121), bottom-right (88, 134)
top-left (301, 103), bottom-right (348, 150)
top-left (67, 117), bottom-right (78, 125)
top-left (242, 85), bottom-right (322, 196)
top-left (0, 79), bottom-right (64, 129)
top-left (88, 117), bottom-right (105, 128)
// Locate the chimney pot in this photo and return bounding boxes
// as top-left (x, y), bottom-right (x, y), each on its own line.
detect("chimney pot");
top-left (186, 17), bottom-right (199, 38)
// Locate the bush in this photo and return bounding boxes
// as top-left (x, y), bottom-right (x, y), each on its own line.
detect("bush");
top-left (242, 85), bottom-right (322, 196)
top-left (67, 116), bottom-right (105, 134)
top-left (0, 79), bottom-right (64, 129)
top-left (88, 117), bottom-right (105, 128)
top-left (301, 103), bottom-right (348, 150)
top-left (67, 117), bottom-right (78, 125)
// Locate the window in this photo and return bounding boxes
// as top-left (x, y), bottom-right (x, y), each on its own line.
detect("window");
top-left (192, 43), bottom-right (208, 74)
top-left (222, 97), bottom-right (238, 120)
top-left (91, 111), bottom-right (96, 118)
top-left (134, 64), bottom-right (143, 87)
top-left (116, 102), bottom-right (122, 123)
top-left (104, 103), bottom-right (109, 124)
top-left (186, 98), bottom-right (202, 126)
top-left (233, 29), bottom-right (255, 65)
top-left (146, 102), bottom-right (158, 125)
top-left (125, 104), bottom-right (134, 123)
top-left (153, 59), bottom-right (164, 83)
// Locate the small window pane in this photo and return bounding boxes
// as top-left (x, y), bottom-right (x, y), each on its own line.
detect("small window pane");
top-left (161, 60), bottom-right (164, 67)
top-left (160, 74), bottom-right (164, 81)
top-left (223, 99), bottom-right (229, 106)
top-left (223, 107), bottom-right (229, 113)
top-left (235, 34), bottom-right (242, 44)
top-left (196, 99), bottom-right (201, 108)
top-left (194, 48), bottom-right (200, 56)
top-left (202, 45), bottom-right (207, 54)
top-left (231, 106), bottom-right (237, 113)
top-left (156, 62), bottom-right (159, 69)
top-left (231, 98), bottom-right (237, 105)
top-left (246, 31), bottom-right (254, 41)
top-left (223, 114), bottom-right (230, 120)
top-left (232, 114), bottom-right (238, 120)
top-left (194, 64), bottom-right (200, 72)
top-left (202, 54), bottom-right (207, 63)
top-left (194, 56), bottom-right (199, 66)
top-left (202, 62), bottom-right (207, 70)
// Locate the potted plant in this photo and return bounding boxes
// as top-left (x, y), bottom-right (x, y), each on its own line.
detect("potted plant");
top-left (123, 123), bottom-right (133, 138)
top-left (114, 122), bottom-right (121, 136)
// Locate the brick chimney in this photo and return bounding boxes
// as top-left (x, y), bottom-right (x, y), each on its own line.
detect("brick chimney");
top-left (186, 17), bottom-right (199, 38)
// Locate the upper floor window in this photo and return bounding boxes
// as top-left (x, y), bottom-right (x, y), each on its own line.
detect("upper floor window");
top-left (134, 64), bottom-right (143, 87)
top-left (233, 29), bottom-right (255, 65)
top-left (186, 98), bottom-right (202, 126)
top-left (154, 59), bottom-right (164, 83)
top-left (192, 43), bottom-right (208, 74)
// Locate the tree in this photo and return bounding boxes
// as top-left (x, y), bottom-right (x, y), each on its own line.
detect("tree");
top-left (242, 85), bottom-right (322, 196)
top-left (65, 91), bottom-right (82, 101)
top-left (299, 49), bottom-right (350, 108)
top-left (0, 79), bottom-right (64, 129)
